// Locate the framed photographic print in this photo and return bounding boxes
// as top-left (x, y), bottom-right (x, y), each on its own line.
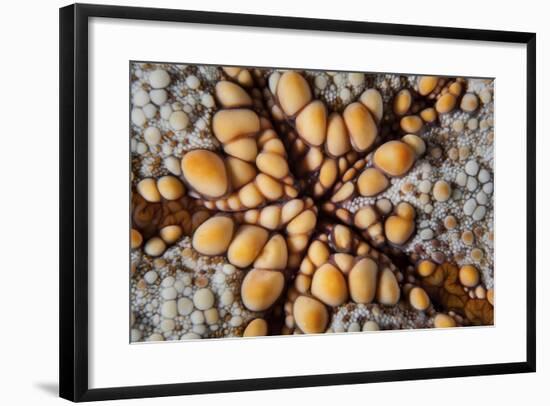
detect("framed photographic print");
top-left (59, 3), bottom-right (536, 402)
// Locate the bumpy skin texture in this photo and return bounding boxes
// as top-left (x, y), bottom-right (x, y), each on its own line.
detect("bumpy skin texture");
top-left (130, 63), bottom-right (494, 342)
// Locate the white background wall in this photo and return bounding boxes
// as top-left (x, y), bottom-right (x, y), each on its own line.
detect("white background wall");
top-left (0, 0), bottom-right (545, 404)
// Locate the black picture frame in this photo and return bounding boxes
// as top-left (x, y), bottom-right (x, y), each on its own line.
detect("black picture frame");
top-left (59, 3), bottom-right (536, 402)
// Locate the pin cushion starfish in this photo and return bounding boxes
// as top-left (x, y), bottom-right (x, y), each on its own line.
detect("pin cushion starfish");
top-left (130, 63), bottom-right (494, 341)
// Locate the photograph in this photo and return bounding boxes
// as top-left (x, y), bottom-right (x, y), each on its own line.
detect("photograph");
top-left (129, 62), bottom-right (495, 342)
top-left (0, 0), bottom-right (543, 403)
